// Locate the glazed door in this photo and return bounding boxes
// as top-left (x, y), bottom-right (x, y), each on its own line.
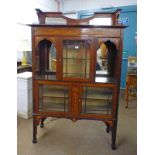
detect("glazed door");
top-left (36, 82), bottom-right (71, 116)
top-left (61, 37), bottom-right (94, 82)
top-left (79, 84), bottom-right (117, 119)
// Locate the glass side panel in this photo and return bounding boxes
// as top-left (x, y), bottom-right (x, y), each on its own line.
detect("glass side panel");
top-left (35, 39), bottom-right (57, 80)
top-left (81, 86), bottom-right (113, 115)
top-left (95, 40), bottom-right (117, 78)
top-left (96, 42), bottom-right (108, 76)
top-left (39, 85), bottom-right (69, 112)
top-left (63, 40), bottom-right (90, 79)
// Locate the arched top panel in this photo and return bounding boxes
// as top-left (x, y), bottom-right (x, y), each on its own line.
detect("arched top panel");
top-left (35, 9), bottom-right (122, 26)
top-left (38, 39), bottom-right (52, 48)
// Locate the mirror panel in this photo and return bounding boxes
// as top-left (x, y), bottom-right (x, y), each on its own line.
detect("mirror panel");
top-left (89, 18), bottom-right (112, 26)
top-left (35, 39), bottom-right (57, 80)
top-left (45, 17), bottom-right (67, 25)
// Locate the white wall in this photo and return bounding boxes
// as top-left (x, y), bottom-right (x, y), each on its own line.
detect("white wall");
top-left (16, 0), bottom-right (58, 54)
top-left (61, 0), bottom-right (137, 12)
top-left (17, 0), bottom-right (58, 24)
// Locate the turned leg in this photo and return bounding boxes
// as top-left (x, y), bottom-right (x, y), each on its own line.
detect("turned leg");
top-left (40, 117), bottom-right (46, 128)
top-left (111, 122), bottom-right (117, 150)
top-left (105, 123), bottom-right (110, 133)
top-left (32, 117), bottom-right (37, 143)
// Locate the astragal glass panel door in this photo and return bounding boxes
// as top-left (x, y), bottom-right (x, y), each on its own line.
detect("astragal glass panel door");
top-left (81, 86), bottom-right (113, 115)
top-left (38, 84), bottom-right (70, 112)
top-left (62, 39), bottom-right (92, 81)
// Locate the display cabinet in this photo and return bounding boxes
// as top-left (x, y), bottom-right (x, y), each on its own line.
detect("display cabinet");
top-left (30, 9), bottom-right (126, 149)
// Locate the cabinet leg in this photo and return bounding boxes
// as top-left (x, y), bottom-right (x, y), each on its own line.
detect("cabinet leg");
top-left (32, 117), bottom-right (37, 143)
top-left (106, 124), bottom-right (110, 133)
top-left (40, 117), bottom-right (46, 128)
top-left (111, 122), bottom-right (117, 150)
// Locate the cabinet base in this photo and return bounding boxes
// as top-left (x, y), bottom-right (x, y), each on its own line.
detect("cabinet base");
top-left (32, 116), bottom-right (118, 149)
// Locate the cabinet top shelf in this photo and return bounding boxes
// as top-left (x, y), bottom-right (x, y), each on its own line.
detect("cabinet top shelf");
top-left (29, 24), bottom-right (127, 28)
top-left (29, 8), bottom-right (127, 28)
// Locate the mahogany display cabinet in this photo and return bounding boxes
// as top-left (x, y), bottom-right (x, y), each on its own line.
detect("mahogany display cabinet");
top-left (29, 9), bottom-right (126, 149)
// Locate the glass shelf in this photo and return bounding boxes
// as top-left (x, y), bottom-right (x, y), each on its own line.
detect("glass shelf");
top-left (63, 73), bottom-right (90, 78)
top-left (35, 74), bottom-right (57, 80)
top-left (63, 57), bottom-right (90, 60)
top-left (95, 77), bottom-right (117, 84)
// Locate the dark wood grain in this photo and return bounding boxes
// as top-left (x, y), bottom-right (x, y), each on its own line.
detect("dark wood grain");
top-left (30, 9), bottom-right (126, 149)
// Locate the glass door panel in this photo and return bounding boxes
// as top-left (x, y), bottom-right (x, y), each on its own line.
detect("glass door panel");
top-left (39, 84), bottom-right (69, 112)
top-left (96, 42), bottom-right (108, 75)
top-left (35, 38), bottom-right (57, 80)
top-left (81, 86), bottom-right (113, 115)
top-left (63, 40), bottom-right (91, 79)
top-left (95, 39), bottom-right (119, 79)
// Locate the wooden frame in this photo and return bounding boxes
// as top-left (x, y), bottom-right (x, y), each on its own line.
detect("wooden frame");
top-left (30, 9), bottom-right (126, 150)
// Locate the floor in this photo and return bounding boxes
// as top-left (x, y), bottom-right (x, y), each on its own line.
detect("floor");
top-left (17, 91), bottom-right (137, 155)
